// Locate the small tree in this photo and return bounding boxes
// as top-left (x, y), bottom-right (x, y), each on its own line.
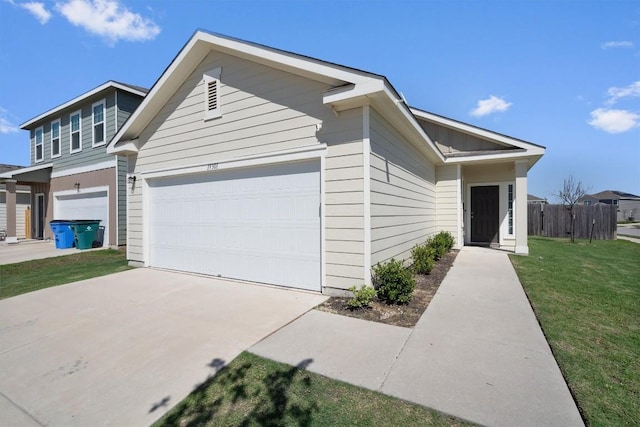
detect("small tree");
top-left (553, 175), bottom-right (587, 242)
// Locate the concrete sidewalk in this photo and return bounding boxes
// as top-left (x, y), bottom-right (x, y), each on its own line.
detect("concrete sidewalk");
top-left (251, 247), bottom-right (584, 427)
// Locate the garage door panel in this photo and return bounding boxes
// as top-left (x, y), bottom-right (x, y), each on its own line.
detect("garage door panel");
top-left (149, 161), bottom-right (320, 291)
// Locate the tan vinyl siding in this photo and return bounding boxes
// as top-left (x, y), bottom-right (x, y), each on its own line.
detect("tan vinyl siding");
top-left (370, 109), bottom-right (436, 266)
top-left (116, 155), bottom-right (127, 245)
top-left (436, 165), bottom-right (460, 245)
top-left (417, 119), bottom-right (510, 154)
top-left (0, 192), bottom-right (30, 239)
top-left (323, 108), bottom-right (365, 289)
top-left (126, 154), bottom-right (143, 260)
top-left (135, 51), bottom-right (339, 171)
top-left (464, 163), bottom-right (514, 183)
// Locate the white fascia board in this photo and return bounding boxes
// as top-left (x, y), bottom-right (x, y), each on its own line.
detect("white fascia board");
top-left (109, 36), bottom-right (209, 149)
top-left (380, 86), bottom-right (445, 163)
top-left (110, 30), bottom-right (380, 151)
top-left (411, 108), bottom-right (545, 152)
top-left (444, 150), bottom-right (544, 167)
top-left (20, 82), bottom-right (146, 129)
top-left (322, 81), bottom-right (385, 105)
top-left (197, 31), bottom-right (374, 85)
top-left (107, 139), bottom-right (139, 155)
top-left (0, 162), bottom-right (53, 179)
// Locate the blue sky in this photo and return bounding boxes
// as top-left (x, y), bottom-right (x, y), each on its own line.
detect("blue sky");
top-left (0, 0), bottom-right (638, 199)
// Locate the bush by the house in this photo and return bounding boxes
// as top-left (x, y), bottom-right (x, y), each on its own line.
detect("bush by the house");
top-left (427, 231), bottom-right (455, 260)
top-left (411, 243), bottom-right (436, 274)
top-left (347, 285), bottom-right (377, 309)
top-left (372, 258), bottom-right (416, 304)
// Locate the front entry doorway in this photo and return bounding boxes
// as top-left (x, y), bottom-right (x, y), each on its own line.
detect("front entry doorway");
top-left (471, 186), bottom-right (499, 245)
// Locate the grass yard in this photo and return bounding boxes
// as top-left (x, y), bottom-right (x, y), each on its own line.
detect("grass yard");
top-left (510, 237), bottom-right (640, 426)
top-left (154, 352), bottom-right (470, 427)
top-left (0, 249), bottom-right (130, 300)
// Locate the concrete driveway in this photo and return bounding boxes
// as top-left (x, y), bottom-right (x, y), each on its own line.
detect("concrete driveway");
top-left (0, 268), bottom-right (326, 426)
top-left (0, 240), bottom-right (79, 265)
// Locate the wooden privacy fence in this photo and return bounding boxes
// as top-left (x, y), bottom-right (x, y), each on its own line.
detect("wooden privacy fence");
top-left (528, 204), bottom-right (617, 240)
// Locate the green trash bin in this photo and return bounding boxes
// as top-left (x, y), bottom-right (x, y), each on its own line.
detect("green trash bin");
top-left (70, 220), bottom-right (101, 250)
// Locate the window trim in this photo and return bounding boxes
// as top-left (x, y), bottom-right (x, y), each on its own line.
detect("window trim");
top-left (203, 67), bottom-right (222, 121)
top-left (70, 110), bottom-right (82, 154)
top-left (34, 126), bottom-right (44, 163)
top-left (50, 119), bottom-right (61, 158)
top-left (92, 99), bottom-right (106, 147)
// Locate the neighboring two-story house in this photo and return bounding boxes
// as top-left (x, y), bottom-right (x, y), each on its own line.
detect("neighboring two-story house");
top-left (0, 81), bottom-right (147, 245)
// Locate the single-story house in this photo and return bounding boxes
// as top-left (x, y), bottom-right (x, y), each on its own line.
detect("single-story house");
top-left (107, 30), bottom-right (545, 295)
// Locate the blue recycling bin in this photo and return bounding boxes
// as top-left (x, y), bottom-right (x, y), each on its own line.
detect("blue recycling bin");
top-left (50, 220), bottom-right (75, 249)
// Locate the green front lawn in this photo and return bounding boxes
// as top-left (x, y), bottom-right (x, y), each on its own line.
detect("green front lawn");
top-left (0, 249), bottom-right (131, 300)
top-left (154, 351), bottom-right (470, 427)
top-left (510, 237), bottom-right (640, 426)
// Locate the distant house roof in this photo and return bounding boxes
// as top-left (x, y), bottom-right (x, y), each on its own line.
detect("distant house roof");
top-left (587, 190), bottom-right (640, 201)
top-left (528, 194), bottom-right (547, 203)
top-left (20, 81), bottom-right (148, 129)
top-left (0, 164), bottom-right (27, 174)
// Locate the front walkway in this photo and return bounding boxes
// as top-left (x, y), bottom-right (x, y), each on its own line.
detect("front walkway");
top-left (251, 247), bottom-right (584, 426)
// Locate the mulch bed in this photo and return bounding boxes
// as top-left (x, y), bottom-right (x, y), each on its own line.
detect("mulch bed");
top-left (316, 250), bottom-right (458, 328)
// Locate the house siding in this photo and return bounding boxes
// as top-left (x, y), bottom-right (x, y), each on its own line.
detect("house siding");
top-left (436, 164), bottom-right (461, 247)
top-left (135, 51), bottom-right (340, 171)
top-left (369, 108), bottom-right (436, 266)
top-left (117, 90), bottom-right (142, 128)
top-left (128, 51), bottom-right (365, 288)
top-left (323, 108), bottom-right (365, 290)
top-left (116, 155), bottom-right (128, 245)
top-left (0, 192), bottom-right (30, 239)
top-left (28, 91), bottom-right (137, 171)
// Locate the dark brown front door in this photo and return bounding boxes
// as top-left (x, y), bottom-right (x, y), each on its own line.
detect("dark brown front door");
top-left (471, 186), bottom-right (499, 244)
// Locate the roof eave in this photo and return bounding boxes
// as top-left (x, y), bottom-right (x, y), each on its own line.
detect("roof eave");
top-left (20, 81), bottom-right (147, 129)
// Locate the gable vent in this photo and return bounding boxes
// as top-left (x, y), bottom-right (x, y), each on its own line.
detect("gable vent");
top-left (203, 66), bottom-right (222, 121)
top-left (207, 80), bottom-right (218, 111)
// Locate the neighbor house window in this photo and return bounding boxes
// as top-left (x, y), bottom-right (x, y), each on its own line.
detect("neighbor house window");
top-left (92, 100), bottom-right (105, 146)
top-left (70, 111), bottom-right (82, 153)
top-left (203, 67), bottom-right (222, 120)
top-left (508, 184), bottom-right (514, 235)
top-left (34, 126), bottom-right (44, 162)
top-left (51, 119), bottom-right (61, 158)
top-left (584, 200), bottom-right (592, 206)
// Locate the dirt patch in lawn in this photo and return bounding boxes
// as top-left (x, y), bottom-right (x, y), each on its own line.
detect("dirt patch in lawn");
top-left (317, 251), bottom-right (458, 328)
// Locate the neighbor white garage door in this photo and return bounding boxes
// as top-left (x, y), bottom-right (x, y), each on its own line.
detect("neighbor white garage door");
top-left (55, 190), bottom-right (109, 246)
top-left (148, 161), bottom-right (321, 291)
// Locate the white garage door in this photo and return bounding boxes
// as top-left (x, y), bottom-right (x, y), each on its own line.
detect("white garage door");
top-left (55, 191), bottom-right (109, 246)
top-left (148, 161), bottom-right (321, 291)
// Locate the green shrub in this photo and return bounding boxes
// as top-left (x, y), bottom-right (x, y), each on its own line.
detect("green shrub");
top-left (347, 285), bottom-right (377, 309)
top-left (427, 231), bottom-right (455, 260)
top-left (372, 258), bottom-right (416, 304)
top-left (411, 243), bottom-right (435, 274)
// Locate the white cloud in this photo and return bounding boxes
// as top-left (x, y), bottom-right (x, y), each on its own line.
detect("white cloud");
top-left (55, 0), bottom-right (160, 44)
top-left (601, 41), bottom-right (634, 49)
top-left (588, 108), bottom-right (639, 134)
top-left (21, 2), bottom-right (52, 24)
top-left (0, 108), bottom-right (19, 134)
top-left (606, 81), bottom-right (640, 105)
top-left (470, 95), bottom-right (512, 117)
